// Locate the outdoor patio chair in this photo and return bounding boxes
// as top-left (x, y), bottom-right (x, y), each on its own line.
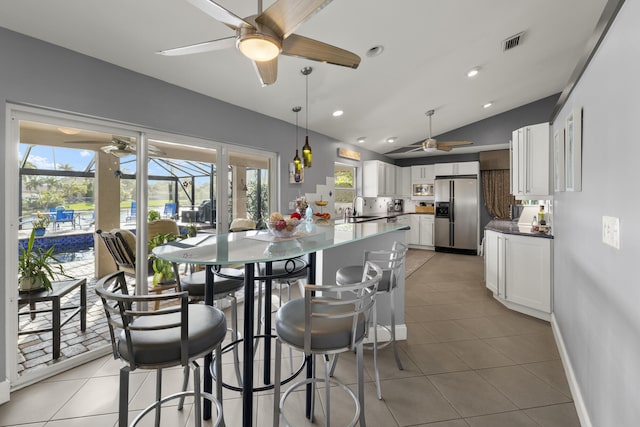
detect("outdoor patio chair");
top-left (126, 201), bottom-right (136, 222)
top-left (163, 202), bottom-right (177, 219)
top-left (54, 209), bottom-right (75, 229)
top-left (96, 229), bottom-right (178, 310)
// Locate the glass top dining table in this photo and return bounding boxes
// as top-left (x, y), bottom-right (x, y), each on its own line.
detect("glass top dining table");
top-left (152, 221), bottom-right (409, 426)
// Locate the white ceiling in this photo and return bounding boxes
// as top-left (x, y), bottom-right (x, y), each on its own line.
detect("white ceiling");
top-left (0, 0), bottom-right (608, 158)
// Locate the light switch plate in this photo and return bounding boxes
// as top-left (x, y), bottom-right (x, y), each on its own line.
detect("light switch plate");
top-left (289, 201), bottom-right (296, 210)
top-left (602, 216), bottom-right (620, 249)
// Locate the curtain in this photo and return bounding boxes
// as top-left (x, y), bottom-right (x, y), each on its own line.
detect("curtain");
top-left (482, 169), bottom-right (515, 220)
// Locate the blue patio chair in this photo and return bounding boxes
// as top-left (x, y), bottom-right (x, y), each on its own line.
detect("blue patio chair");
top-left (163, 202), bottom-right (176, 219)
top-left (55, 209), bottom-right (75, 229)
top-left (126, 201), bottom-right (136, 222)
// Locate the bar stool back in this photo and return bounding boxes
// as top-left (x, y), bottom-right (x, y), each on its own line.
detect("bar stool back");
top-left (335, 241), bottom-right (408, 399)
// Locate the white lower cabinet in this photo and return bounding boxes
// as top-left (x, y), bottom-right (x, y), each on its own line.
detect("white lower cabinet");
top-left (419, 215), bottom-right (434, 247)
top-left (484, 229), bottom-right (552, 320)
top-left (406, 214), bottom-right (433, 248)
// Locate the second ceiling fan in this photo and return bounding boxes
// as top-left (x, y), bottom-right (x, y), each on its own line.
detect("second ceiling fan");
top-left (159, 0), bottom-right (361, 86)
top-left (404, 110), bottom-right (474, 154)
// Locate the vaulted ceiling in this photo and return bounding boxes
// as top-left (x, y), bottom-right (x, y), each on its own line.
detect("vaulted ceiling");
top-left (0, 0), bottom-right (609, 157)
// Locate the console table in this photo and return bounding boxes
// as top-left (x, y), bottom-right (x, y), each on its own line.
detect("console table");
top-left (17, 278), bottom-right (87, 359)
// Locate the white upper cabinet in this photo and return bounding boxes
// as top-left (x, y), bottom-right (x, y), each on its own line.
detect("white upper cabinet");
top-left (411, 165), bottom-right (435, 184)
top-left (397, 167), bottom-right (411, 198)
top-left (511, 122), bottom-right (551, 198)
top-left (434, 161), bottom-right (479, 177)
top-left (363, 160), bottom-right (396, 197)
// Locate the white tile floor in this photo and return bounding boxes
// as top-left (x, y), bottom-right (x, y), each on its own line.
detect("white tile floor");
top-left (0, 252), bottom-right (580, 426)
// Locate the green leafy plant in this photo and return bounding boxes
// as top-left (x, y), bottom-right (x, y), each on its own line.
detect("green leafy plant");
top-left (148, 232), bottom-right (181, 286)
top-left (32, 212), bottom-right (52, 229)
top-left (184, 224), bottom-right (197, 238)
top-left (18, 229), bottom-right (68, 291)
top-left (148, 210), bottom-right (161, 221)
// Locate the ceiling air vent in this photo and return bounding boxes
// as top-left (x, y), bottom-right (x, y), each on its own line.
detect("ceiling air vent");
top-left (502, 32), bottom-right (524, 51)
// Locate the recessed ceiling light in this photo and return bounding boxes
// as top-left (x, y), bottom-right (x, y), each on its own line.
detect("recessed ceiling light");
top-left (467, 67), bottom-right (480, 78)
top-left (483, 102), bottom-right (493, 109)
top-left (386, 137), bottom-right (397, 144)
top-left (357, 137), bottom-right (366, 143)
top-left (366, 45), bottom-right (384, 58)
top-left (332, 110), bottom-right (344, 117)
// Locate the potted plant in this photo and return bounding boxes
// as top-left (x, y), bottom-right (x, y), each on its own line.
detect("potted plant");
top-left (148, 232), bottom-right (181, 286)
top-left (18, 228), bottom-right (68, 292)
top-left (32, 212), bottom-right (51, 236)
top-left (148, 210), bottom-right (161, 222)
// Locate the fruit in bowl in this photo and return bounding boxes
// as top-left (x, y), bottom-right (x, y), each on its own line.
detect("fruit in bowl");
top-left (314, 200), bottom-right (328, 207)
top-left (267, 212), bottom-right (301, 238)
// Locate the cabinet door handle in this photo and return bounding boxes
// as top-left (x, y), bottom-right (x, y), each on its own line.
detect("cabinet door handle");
top-left (526, 128), bottom-right (531, 193)
top-left (503, 237), bottom-right (508, 299)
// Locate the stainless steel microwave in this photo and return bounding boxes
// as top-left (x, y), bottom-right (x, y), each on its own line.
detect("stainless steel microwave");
top-left (412, 183), bottom-right (434, 198)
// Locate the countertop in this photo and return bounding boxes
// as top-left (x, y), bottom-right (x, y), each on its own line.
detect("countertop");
top-left (485, 219), bottom-right (554, 239)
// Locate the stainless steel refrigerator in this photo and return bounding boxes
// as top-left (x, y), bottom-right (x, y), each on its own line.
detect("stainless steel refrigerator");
top-left (434, 177), bottom-right (478, 253)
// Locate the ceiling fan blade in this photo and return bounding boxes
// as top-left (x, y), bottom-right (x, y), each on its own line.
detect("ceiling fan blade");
top-left (185, 0), bottom-right (250, 30)
top-left (437, 140), bottom-right (474, 147)
top-left (157, 36), bottom-right (236, 56)
top-left (282, 34), bottom-right (360, 69)
top-left (253, 58), bottom-right (278, 86)
top-left (256, 0), bottom-right (332, 38)
top-left (436, 145), bottom-right (452, 152)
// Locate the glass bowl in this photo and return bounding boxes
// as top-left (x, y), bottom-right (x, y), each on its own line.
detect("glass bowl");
top-left (266, 218), bottom-right (301, 238)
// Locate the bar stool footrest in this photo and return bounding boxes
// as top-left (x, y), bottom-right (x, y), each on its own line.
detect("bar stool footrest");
top-left (211, 334), bottom-right (306, 393)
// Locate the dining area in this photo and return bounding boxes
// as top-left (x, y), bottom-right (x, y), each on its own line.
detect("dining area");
top-left (147, 220), bottom-right (409, 427)
top-left (81, 222), bottom-right (406, 426)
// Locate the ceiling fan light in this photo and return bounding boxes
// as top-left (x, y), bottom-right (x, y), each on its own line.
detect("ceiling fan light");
top-left (58, 127), bottom-right (80, 135)
top-left (238, 36), bottom-right (280, 62)
top-left (422, 138), bottom-right (438, 153)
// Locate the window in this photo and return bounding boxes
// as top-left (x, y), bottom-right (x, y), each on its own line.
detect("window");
top-left (334, 163), bottom-right (356, 215)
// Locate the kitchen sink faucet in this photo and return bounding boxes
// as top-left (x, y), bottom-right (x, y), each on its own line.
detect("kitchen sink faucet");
top-left (352, 196), bottom-right (365, 216)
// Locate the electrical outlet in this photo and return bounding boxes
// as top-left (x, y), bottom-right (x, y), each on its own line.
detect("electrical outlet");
top-left (602, 216), bottom-right (620, 249)
top-left (289, 201), bottom-right (295, 210)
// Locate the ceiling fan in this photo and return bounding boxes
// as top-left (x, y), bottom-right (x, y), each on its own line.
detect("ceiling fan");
top-left (402, 110), bottom-right (474, 154)
top-left (158, 0), bottom-right (361, 86)
top-left (66, 136), bottom-right (166, 158)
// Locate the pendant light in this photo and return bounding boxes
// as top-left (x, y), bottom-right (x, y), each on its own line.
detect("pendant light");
top-left (292, 106), bottom-right (302, 177)
top-left (301, 66), bottom-right (313, 168)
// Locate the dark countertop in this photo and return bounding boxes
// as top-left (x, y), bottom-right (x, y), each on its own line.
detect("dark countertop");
top-left (485, 219), bottom-right (554, 239)
top-left (337, 211), bottom-right (433, 224)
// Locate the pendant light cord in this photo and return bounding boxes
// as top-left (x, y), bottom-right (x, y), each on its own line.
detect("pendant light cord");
top-left (305, 73), bottom-right (309, 134)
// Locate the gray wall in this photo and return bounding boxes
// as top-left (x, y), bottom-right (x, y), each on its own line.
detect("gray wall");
top-left (396, 94), bottom-right (559, 231)
top-left (0, 27), bottom-right (389, 382)
top-left (552, 0), bottom-right (640, 425)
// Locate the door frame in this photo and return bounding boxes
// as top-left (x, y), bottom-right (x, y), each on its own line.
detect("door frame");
top-left (4, 103), bottom-right (278, 392)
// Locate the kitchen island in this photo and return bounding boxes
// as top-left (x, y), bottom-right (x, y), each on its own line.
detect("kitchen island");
top-left (153, 221), bottom-right (409, 426)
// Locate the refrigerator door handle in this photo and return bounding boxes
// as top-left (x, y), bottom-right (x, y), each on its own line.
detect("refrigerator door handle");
top-left (449, 181), bottom-right (454, 222)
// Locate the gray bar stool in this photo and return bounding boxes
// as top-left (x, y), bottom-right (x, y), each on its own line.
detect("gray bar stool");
top-left (273, 261), bottom-right (383, 427)
top-left (334, 241), bottom-right (408, 399)
top-left (95, 271), bottom-right (226, 427)
top-left (173, 265), bottom-right (245, 388)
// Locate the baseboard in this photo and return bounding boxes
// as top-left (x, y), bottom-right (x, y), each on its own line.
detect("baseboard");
top-left (551, 314), bottom-right (592, 427)
top-left (0, 378), bottom-right (9, 404)
top-left (363, 323), bottom-right (407, 344)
